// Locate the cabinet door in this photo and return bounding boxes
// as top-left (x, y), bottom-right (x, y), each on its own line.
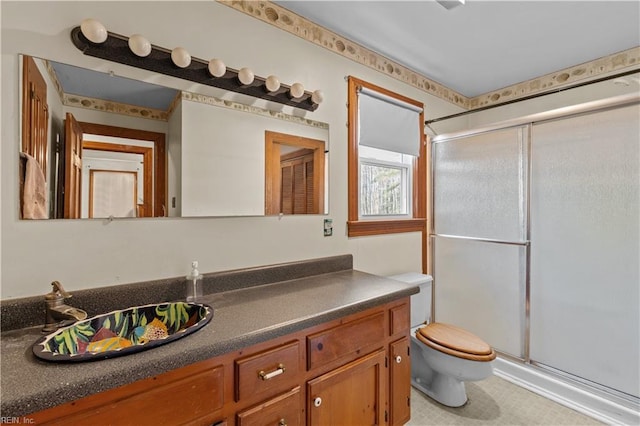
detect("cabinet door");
top-left (390, 337), bottom-right (411, 426)
top-left (307, 349), bottom-right (385, 426)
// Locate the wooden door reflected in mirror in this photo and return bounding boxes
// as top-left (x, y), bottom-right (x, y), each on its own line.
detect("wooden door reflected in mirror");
top-left (62, 120), bottom-right (165, 219)
top-left (265, 131), bottom-right (325, 215)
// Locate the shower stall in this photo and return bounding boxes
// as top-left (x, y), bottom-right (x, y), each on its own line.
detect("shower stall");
top-left (430, 93), bottom-right (639, 416)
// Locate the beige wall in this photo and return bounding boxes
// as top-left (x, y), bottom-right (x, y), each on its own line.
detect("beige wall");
top-left (1, 1), bottom-right (463, 298)
top-left (3, 2), bottom-right (635, 299)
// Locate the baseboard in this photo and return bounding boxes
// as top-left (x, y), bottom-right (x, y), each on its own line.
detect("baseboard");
top-left (493, 357), bottom-right (640, 426)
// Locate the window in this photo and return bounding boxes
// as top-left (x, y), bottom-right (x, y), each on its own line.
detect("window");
top-left (347, 76), bottom-right (426, 237)
top-left (359, 146), bottom-right (413, 217)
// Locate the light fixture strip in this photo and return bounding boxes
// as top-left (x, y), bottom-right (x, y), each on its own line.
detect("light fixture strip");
top-left (72, 22), bottom-right (322, 111)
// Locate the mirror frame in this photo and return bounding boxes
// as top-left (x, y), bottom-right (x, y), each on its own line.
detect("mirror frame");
top-left (19, 55), bottom-right (330, 220)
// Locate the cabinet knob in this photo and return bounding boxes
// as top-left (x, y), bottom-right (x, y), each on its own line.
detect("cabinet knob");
top-left (278, 419), bottom-right (287, 426)
top-left (395, 355), bottom-right (402, 364)
top-left (313, 396), bottom-right (322, 407)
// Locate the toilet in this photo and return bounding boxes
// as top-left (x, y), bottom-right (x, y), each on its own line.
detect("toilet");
top-left (389, 273), bottom-right (496, 407)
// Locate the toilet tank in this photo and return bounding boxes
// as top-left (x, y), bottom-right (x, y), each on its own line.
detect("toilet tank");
top-left (389, 273), bottom-right (433, 328)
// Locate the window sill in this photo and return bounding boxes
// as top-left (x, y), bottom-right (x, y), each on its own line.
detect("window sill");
top-left (347, 218), bottom-right (426, 237)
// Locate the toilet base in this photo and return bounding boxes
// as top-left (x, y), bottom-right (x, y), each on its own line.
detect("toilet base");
top-left (412, 372), bottom-right (468, 407)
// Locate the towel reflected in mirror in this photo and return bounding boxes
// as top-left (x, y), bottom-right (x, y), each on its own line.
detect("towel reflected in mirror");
top-left (20, 152), bottom-right (48, 219)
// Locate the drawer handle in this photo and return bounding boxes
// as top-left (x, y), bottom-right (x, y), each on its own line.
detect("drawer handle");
top-left (258, 363), bottom-right (285, 380)
top-left (395, 355), bottom-right (402, 364)
top-left (278, 419), bottom-right (287, 426)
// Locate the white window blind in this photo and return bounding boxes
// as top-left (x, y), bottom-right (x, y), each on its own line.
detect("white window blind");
top-left (358, 86), bottom-right (423, 156)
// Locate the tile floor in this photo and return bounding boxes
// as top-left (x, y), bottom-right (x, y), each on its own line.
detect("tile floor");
top-left (407, 375), bottom-right (603, 426)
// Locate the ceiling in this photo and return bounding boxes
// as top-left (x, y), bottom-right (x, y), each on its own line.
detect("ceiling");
top-left (49, 60), bottom-right (178, 110)
top-left (48, 1), bottom-right (639, 112)
top-left (273, 0), bottom-right (640, 98)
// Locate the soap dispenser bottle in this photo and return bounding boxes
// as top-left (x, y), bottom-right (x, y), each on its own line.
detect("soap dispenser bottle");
top-left (186, 261), bottom-right (203, 302)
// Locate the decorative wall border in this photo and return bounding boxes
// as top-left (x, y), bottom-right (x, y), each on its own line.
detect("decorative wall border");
top-left (43, 59), bottom-right (65, 103)
top-left (469, 47), bottom-right (640, 109)
top-left (219, 0), bottom-right (468, 109)
top-left (181, 91), bottom-right (329, 129)
top-left (62, 93), bottom-right (169, 121)
top-left (221, 0), bottom-right (640, 111)
top-left (57, 90), bottom-right (329, 128)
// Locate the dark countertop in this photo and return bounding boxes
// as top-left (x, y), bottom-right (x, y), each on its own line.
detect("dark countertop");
top-left (0, 269), bottom-right (418, 417)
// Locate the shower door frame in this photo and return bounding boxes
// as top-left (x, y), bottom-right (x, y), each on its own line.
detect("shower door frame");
top-left (428, 93), bottom-right (639, 398)
top-left (429, 123), bottom-right (531, 362)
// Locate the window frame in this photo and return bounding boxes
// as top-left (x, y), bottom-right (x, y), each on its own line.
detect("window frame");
top-left (347, 76), bottom-right (427, 237)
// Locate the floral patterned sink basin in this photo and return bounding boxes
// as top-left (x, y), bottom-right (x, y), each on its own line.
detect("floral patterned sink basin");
top-left (33, 301), bottom-right (213, 362)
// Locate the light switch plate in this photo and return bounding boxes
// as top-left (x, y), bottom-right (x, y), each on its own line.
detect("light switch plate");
top-left (324, 219), bottom-right (333, 237)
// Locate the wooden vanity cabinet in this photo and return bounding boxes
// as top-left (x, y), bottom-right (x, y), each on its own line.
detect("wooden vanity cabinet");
top-left (29, 298), bottom-right (411, 426)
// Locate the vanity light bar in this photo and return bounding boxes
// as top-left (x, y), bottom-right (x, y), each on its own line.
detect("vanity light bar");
top-left (70, 23), bottom-right (321, 112)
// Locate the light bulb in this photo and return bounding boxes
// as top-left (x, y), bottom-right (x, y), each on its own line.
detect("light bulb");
top-left (208, 58), bottom-right (226, 78)
top-left (171, 47), bottom-right (191, 68)
top-left (311, 90), bottom-right (324, 104)
top-left (238, 67), bottom-right (254, 85)
top-left (265, 75), bottom-right (280, 92)
top-left (128, 34), bottom-right (151, 57)
top-left (80, 18), bottom-right (107, 44)
top-left (290, 82), bottom-right (304, 99)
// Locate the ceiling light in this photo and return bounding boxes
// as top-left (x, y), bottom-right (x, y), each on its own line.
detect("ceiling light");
top-left (311, 90), bottom-right (324, 105)
top-left (290, 83), bottom-right (304, 99)
top-left (265, 75), bottom-right (280, 92)
top-left (238, 67), bottom-right (255, 85)
top-left (80, 18), bottom-right (107, 44)
top-left (208, 58), bottom-right (226, 78)
top-left (171, 47), bottom-right (191, 68)
top-left (128, 34), bottom-right (151, 57)
top-left (436, 0), bottom-right (465, 10)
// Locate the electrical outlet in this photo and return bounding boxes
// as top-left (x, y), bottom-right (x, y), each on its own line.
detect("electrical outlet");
top-left (324, 219), bottom-right (333, 237)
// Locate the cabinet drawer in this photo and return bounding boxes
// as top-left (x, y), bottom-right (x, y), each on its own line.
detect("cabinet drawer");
top-left (390, 302), bottom-right (410, 336)
top-left (307, 312), bottom-right (385, 370)
top-left (32, 362), bottom-right (224, 425)
top-left (236, 386), bottom-right (303, 426)
top-left (235, 340), bottom-right (300, 402)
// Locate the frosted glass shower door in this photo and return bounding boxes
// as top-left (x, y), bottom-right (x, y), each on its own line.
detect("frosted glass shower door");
top-left (530, 104), bottom-right (640, 397)
top-left (433, 127), bottom-right (528, 358)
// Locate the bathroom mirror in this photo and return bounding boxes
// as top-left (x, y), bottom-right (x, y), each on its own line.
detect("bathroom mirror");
top-left (19, 55), bottom-right (329, 220)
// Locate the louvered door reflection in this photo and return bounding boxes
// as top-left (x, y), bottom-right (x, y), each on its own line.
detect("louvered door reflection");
top-left (280, 150), bottom-right (316, 214)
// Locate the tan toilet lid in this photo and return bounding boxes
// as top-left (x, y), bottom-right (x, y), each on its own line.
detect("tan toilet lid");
top-left (416, 323), bottom-right (496, 362)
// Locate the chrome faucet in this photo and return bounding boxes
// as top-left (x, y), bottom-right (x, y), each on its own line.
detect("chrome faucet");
top-left (42, 281), bottom-right (88, 333)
